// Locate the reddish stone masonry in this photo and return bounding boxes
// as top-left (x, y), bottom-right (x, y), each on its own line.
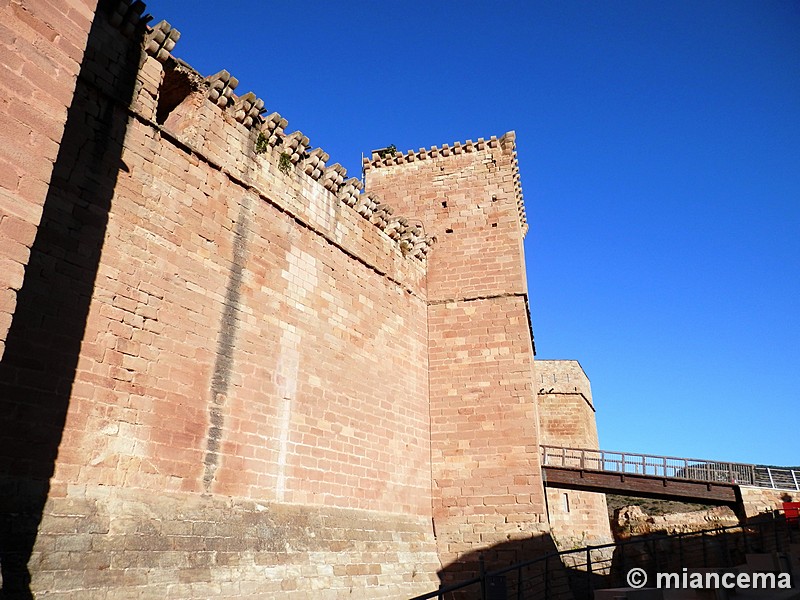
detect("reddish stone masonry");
top-left (0, 1), bottom-right (608, 597)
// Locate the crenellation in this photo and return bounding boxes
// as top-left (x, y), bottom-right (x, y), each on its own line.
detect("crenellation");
top-left (260, 111), bottom-right (288, 146)
top-left (337, 177), bottom-right (362, 208)
top-left (367, 195), bottom-right (393, 229)
top-left (354, 191), bottom-right (378, 219)
top-left (0, 0), bottom-right (612, 596)
top-left (108, 0), bottom-right (149, 37)
top-left (205, 69), bottom-right (238, 108)
top-left (303, 147), bottom-right (330, 180)
top-left (232, 92), bottom-right (265, 129)
top-left (384, 216), bottom-right (408, 241)
top-left (321, 163), bottom-right (346, 192)
top-left (143, 20), bottom-right (180, 63)
top-left (282, 130), bottom-right (311, 164)
top-left (360, 131), bottom-right (527, 235)
top-left (179, 74), bottom-right (433, 262)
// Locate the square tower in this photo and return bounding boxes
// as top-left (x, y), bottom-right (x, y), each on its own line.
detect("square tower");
top-left (365, 133), bottom-right (549, 575)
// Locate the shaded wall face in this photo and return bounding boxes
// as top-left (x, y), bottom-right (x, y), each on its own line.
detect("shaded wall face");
top-left (0, 5), bottom-right (440, 597)
top-left (0, 0), bottom-right (97, 354)
top-left (536, 361), bottom-right (613, 548)
top-left (366, 143), bottom-right (548, 572)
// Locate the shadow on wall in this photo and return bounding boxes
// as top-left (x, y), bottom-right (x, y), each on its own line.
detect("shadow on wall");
top-left (433, 533), bottom-right (573, 600)
top-left (0, 2), bottom-right (143, 597)
top-left (602, 512), bottom-right (799, 593)
top-left (430, 511), bottom-right (800, 600)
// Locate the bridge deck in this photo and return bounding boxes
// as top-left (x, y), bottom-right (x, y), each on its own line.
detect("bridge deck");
top-left (542, 464), bottom-right (739, 504)
top-left (539, 445), bottom-right (798, 504)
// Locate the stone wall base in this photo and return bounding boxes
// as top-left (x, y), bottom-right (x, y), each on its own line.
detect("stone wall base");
top-left (22, 486), bottom-right (440, 599)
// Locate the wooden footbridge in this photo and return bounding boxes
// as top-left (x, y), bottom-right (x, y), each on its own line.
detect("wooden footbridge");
top-left (540, 445), bottom-right (800, 505)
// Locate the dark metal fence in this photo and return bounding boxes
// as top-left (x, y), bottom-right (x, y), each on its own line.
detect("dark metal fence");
top-left (411, 511), bottom-right (798, 600)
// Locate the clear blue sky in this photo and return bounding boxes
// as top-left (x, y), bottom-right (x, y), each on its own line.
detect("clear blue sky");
top-left (151, 1), bottom-right (800, 467)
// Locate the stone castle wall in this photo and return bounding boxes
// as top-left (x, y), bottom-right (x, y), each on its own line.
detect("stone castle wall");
top-left (365, 136), bottom-right (550, 580)
top-left (0, 0), bottom-right (615, 597)
top-left (536, 361), bottom-right (614, 549)
top-left (1, 1), bottom-right (439, 597)
top-left (0, 0), bottom-right (96, 352)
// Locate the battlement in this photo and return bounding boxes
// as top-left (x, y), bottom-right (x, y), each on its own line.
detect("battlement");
top-left (124, 5), bottom-right (435, 263)
top-left (535, 360), bottom-right (594, 408)
top-left (0, 0), bottom-right (578, 596)
top-left (362, 131), bottom-right (528, 237)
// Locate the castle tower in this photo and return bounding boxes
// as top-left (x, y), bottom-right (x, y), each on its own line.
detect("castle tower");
top-left (364, 134), bottom-right (550, 574)
top-left (535, 360), bottom-right (614, 548)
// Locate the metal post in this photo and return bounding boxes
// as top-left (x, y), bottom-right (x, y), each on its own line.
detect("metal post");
top-left (586, 546), bottom-right (593, 600)
top-left (702, 530), bottom-right (707, 567)
top-left (722, 528), bottom-right (729, 566)
top-left (545, 555), bottom-right (549, 599)
top-left (768, 468), bottom-right (775, 489)
top-left (479, 554), bottom-right (486, 600)
top-left (663, 457), bottom-right (668, 477)
top-left (774, 511), bottom-right (781, 552)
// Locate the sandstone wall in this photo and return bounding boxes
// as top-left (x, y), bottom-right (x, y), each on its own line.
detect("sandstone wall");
top-left (365, 138), bottom-right (548, 578)
top-left (536, 360), bottom-right (613, 549)
top-left (611, 504), bottom-right (738, 539)
top-left (0, 2), bottom-right (439, 597)
top-left (739, 486), bottom-right (799, 519)
top-left (0, 0), bottom-right (98, 355)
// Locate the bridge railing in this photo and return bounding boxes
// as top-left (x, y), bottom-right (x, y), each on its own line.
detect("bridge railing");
top-left (755, 466), bottom-right (800, 492)
top-left (540, 445), bottom-right (758, 486)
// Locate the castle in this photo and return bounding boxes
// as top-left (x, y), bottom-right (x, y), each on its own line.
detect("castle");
top-left (0, 1), bottom-right (611, 597)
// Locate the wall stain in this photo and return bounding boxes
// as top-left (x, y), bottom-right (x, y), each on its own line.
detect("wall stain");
top-left (202, 198), bottom-right (251, 491)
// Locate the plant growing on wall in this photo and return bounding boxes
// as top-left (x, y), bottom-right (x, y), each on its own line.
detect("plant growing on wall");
top-left (278, 152), bottom-right (293, 174)
top-left (378, 144), bottom-right (397, 158)
top-left (255, 132), bottom-right (269, 154)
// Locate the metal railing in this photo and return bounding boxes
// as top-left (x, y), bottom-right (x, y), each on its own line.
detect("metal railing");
top-left (410, 511), bottom-right (798, 600)
top-left (540, 445), bottom-right (800, 489)
top-left (755, 466), bottom-right (800, 492)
